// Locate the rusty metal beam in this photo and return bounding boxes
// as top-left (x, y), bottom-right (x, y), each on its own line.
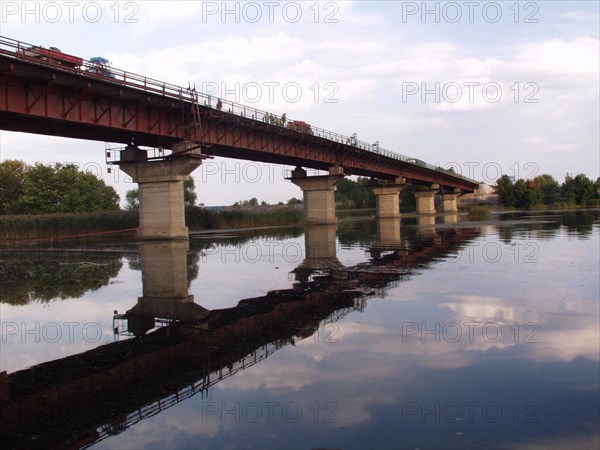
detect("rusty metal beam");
top-left (0, 54), bottom-right (478, 192)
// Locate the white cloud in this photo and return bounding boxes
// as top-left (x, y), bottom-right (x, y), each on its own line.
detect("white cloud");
top-left (510, 37), bottom-right (600, 76)
top-left (560, 11), bottom-right (600, 22)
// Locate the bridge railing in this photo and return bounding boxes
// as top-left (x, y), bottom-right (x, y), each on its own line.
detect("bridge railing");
top-left (0, 35), bottom-right (476, 185)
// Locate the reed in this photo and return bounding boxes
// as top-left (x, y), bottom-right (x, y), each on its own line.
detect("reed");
top-left (467, 204), bottom-right (492, 221)
top-left (186, 206), bottom-right (304, 230)
top-left (0, 207), bottom-right (305, 244)
top-left (0, 210), bottom-right (138, 242)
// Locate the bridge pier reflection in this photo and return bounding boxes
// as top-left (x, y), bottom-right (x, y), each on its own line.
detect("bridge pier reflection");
top-left (417, 214), bottom-right (436, 227)
top-left (293, 224), bottom-right (341, 282)
top-left (416, 214), bottom-right (438, 240)
top-left (369, 217), bottom-right (406, 259)
top-left (289, 166), bottom-right (345, 225)
top-left (442, 212), bottom-right (459, 224)
top-left (124, 241), bottom-right (207, 336)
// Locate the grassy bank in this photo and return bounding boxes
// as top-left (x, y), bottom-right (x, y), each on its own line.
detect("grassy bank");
top-left (0, 210), bottom-right (139, 242)
top-left (0, 207), bottom-right (305, 243)
top-left (185, 206), bottom-right (303, 230)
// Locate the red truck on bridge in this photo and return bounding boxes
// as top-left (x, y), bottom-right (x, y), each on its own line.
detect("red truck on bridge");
top-left (287, 120), bottom-right (314, 135)
top-left (20, 45), bottom-right (83, 69)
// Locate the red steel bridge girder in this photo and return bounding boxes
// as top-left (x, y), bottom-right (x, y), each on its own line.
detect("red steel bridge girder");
top-left (0, 54), bottom-right (478, 192)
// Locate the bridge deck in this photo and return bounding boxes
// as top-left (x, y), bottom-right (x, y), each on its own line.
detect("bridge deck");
top-left (0, 36), bottom-right (478, 191)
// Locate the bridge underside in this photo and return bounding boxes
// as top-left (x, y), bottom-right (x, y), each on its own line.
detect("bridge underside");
top-left (0, 53), bottom-right (479, 239)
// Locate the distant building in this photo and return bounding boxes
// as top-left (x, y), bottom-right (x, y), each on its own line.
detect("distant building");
top-left (458, 183), bottom-right (499, 207)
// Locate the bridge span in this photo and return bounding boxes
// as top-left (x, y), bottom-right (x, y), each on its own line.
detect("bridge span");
top-left (0, 36), bottom-right (479, 239)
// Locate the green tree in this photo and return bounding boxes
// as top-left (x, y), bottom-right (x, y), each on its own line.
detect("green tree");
top-left (513, 179), bottom-right (538, 209)
top-left (496, 175), bottom-right (515, 207)
top-left (184, 177), bottom-right (197, 207)
top-left (560, 175), bottom-right (576, 204)
top-left (533, 174), bottom-right (561, 205)
top-left (400, 189), bottom-right (416, 212)
top-left (0, 159), bottom-right (28, 214)
top-left (233, 197), bottom-right (259, 207)
top-left (20, 163), bottom-right (119, 214)
top-left (125, 189), bottom-right (139, 210)
top-left (335, 177), bottom-right (375, 209)
top-left (572, 174), bottom-right (596, 206)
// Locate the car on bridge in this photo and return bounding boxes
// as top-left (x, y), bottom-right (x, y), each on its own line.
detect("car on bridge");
top-left (287, 120), bottom-right (314, 135)
top-left (407, 158), bottom-right (427, 167)
top-left (20, 45), bottom-right (83, 69)
top-left (88, 57), bottom-right (116, 79)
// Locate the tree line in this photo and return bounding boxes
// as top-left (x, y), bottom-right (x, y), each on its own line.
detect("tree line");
top-left (496, 173), bottom-right (600, 209)
top-left (0, 160), bottom-right (119, 215)
top-left (3, 159), bottom-right (597, 218)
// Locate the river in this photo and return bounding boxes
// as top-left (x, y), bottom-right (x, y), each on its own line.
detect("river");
top-left (0, 210), bottom-right (598, 449)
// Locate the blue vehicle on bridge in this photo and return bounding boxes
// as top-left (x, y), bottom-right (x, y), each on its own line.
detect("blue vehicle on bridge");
top-left (88, 56), bottom-right (115, 79)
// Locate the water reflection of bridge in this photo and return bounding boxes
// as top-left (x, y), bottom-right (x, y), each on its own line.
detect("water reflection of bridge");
top-left (0, 219), bottom-right (479, 449)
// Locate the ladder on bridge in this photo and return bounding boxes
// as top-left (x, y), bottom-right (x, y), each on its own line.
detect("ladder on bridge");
top-left (181, 82), bottom-right (211, 157)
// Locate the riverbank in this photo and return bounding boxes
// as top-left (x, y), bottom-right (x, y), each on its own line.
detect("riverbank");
top-left (0, 207), bottom-right (307, 244)
top-left (2, 206), bottom-right (597, 245)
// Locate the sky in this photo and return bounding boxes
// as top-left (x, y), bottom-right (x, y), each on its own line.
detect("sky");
top-left (0, 0), bottom-right (598, 206)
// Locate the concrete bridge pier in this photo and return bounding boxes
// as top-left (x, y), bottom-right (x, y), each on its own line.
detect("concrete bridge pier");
top-left (414, 184), bottom-right (439, 215)
top-left (290, 166), bottom-right (345, 225)
top-left (119, 146), bottom-right (203, 240)
top-left (441, 189), bottom-right (461, 213)
top-left (370, 177), bottom-right (408, 219)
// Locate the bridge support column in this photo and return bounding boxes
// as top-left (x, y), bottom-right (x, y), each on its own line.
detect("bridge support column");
top-left (119, 149), bottom-right (202, 240)
top-left (370, 177), bottom-right (407, 219)
top-left (414, 184), bottom-right (439, 215)
top-left (441, 190), bottom-right (460, 213)
top-left (290, 166), bottom-right (344, 225)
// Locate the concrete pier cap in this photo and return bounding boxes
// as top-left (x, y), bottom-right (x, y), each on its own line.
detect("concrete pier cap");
top-left (118, 144), bottom-right (204, 240)
top-left (289, 165), bottom-right (345, 225)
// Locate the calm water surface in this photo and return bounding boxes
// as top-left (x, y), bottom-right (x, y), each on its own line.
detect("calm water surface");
top-left (1, 210), bottom-right (598, 449)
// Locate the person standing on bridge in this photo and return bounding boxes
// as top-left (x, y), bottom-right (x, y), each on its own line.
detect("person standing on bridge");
top-left (281, 113), bottom-right (287, 126)
top-left (216, 98), bottom-right (223, 110)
